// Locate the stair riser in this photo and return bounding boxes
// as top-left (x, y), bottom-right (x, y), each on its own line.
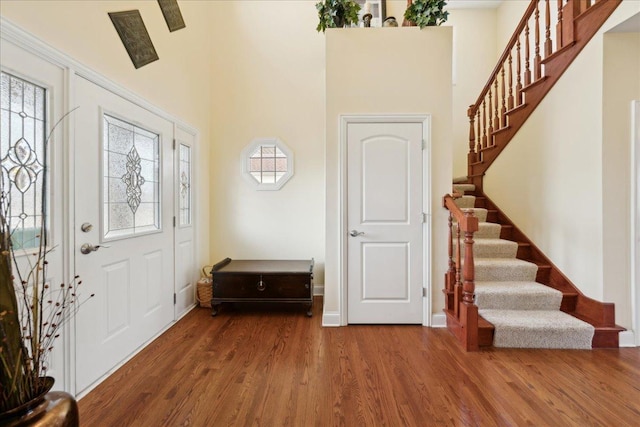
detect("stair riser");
top-left (499, 226), bottom-right (514, 240)
top-left (492, 329), bottom-right (593, 349)
top-left (475, 264), bottom-right (538, 282)
top-left (476, 293), bottom-right (561, 311)
top-left (535, 267), bottom-right (551, 283)
top-left (452, 208), bottom-right (488, 223)
top-left (456, 244), bottom-right (518, 259)
top-left (516, 245), bottom-right (532, 259)
top-left (453, 196), bottom-right (476, 209)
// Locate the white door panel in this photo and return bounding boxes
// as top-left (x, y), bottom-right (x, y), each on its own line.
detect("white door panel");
top-left (347, 122), bottom-right (424, 324)
top-left (174, 127), bottom-right (196, 318)
top-left (74, 77), bottom-right (174, 394)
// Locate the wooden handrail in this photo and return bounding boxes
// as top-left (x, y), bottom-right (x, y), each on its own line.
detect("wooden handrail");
top-left (466, 0), bottom-right (621, 183)
top-left (470, 1), bottom-right (539, 113)
top-left (443, 195), bottom-right (479, 233)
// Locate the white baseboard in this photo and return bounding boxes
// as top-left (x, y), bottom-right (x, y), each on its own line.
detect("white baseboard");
top-left (431, 313), bottom-right (447, 328)
top-left (619, 330), bottom-right (637, 347)
top-left (313, 284), bottom-right (324, 296)
top-left (322, 310), bottom-right (341, 327)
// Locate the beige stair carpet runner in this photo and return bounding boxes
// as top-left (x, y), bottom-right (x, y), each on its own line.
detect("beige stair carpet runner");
top-left (451, 184), bottom-right (594, 349)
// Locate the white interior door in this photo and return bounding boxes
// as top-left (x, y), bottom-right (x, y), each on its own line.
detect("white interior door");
top-left (74, 77), bottom-right (175, 394)
top-left (174, 127), bottom-right (196, 318)
top-left (347, 121), bottom-right (424, 324)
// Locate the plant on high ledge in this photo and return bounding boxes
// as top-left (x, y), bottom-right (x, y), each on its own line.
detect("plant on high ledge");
top-left (404, 0), bottom-right (449, 28)
top-left (316, 0), bottom-right (361, 32)
top-left (0, 107), bottom-right (91, 419)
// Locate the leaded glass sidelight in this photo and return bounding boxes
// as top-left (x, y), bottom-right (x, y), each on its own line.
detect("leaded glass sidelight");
top-left (103, 114), bottom-right (160, 239)
top-left (179, 143), bottom-right (191, 226)
top-left (241, 138), bottom-right (293, 190)
top-left (0, 72), bottom-right (47, 249)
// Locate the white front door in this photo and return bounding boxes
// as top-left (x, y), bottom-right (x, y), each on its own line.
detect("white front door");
top-left (74, 77), bottom-right (175, 394)
top-left (347, 121), bottom-right (425, 324)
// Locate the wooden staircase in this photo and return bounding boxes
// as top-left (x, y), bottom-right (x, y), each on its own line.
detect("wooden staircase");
top-left (464, 187), bottom-right (625, 348)
top-left (443, 0), bottom-right (625, 351)
top-left (466, 0), bottom-right (622, 189)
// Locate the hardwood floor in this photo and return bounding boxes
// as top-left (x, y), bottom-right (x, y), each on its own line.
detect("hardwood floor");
top-left (79, 298), bottom-right (640, 426)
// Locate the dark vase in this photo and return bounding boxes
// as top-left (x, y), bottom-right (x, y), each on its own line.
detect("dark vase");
top-left (0, 378), bottom-right (79, 427)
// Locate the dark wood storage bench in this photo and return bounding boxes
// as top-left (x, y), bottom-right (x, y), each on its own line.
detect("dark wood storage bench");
top-left (210, 258), bottom-right (314, 317)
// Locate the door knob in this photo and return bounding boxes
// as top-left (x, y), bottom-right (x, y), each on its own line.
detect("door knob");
top-left (80, 243), bottom-right (110, 255)
top-left (350, 230), bottom-right (365, 237)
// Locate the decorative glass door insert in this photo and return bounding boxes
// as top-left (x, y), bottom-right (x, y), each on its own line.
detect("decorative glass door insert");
top-left (179, 143), bottom-right (191, 226)
top-left (0, 72), bottom-right (47, 249)
top-left (103, 114), bottom-right (160, 239)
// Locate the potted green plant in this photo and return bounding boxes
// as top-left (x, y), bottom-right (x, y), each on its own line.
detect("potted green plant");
top-left (316, 0), bottom-right (362, 32)
top-left (0, 110), bottom-right (88, 425)
top-left (404, 0), bottom-right (449, 28)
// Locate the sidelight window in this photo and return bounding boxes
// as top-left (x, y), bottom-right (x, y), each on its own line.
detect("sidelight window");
top-left (0, 72), bottom-right (47, 249)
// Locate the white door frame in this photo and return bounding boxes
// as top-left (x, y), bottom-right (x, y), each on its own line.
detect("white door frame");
top-left (339, 114), bottom-right (431, 326)
top-left (632, 100), bottom-right (640, 347)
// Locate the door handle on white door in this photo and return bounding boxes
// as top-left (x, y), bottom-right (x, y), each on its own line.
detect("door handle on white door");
top-left (349, 230), bottom-right (365, 237)
top-left (80, 243), bottom-right (110, 255)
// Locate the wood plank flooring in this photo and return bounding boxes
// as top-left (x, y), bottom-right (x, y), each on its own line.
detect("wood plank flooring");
top-left (78, 298), bottom-right (640, 426)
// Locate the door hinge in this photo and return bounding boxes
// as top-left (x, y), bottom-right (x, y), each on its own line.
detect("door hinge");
top-left (173, 293), bottom-right (177, 304)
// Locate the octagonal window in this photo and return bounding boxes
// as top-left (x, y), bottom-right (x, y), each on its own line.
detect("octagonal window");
top-left (241, 138), bottom-right (293, 190)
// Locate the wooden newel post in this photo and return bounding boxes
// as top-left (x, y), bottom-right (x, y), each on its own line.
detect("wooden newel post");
top-left (460, 210), bottom-right (479, 351)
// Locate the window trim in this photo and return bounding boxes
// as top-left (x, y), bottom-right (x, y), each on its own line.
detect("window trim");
top-left (241, 137), bottom-right (294, 191)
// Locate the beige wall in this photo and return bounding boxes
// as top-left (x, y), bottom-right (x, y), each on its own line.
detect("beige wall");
top-left (0, 0), bottom-right (213, 267)
top-left (446, 8), bottom-right (498, 178)
top-left (208, 1), bottom-right (326, 283)
top-left (387, 1), bottom-right (502, 178)
top-left (603, 32), bottom-right (640, 329)
top-left (496, 0), bottom-right (529, 51)
top-left (484, 3), bottom-right (640, 329)
top-left (324, 27), bottom-right (453, 323)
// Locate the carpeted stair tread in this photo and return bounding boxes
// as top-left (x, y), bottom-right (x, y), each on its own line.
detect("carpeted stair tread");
top-left (479, 309), bottom-right (594, 349)
top-left (456, 238), bottom-right (518, 259)
top-left (454, 195), bottom-right (476, 209)
top-left (453, 183), bottom-right (475, 194)
top-left (452, 208), bottom-right (488, 222)
top-left (474, 258), bottom-right (538, 282)
top-left (475, 281), bottom-right (562, 310)
top-left (454, 222), bottom-right (502, 239)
